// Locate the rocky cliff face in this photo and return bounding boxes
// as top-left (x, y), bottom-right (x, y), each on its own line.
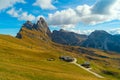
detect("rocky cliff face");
top-left (51, 29), bottom-right (87, 46)
top-left (16, 17), bottom-right (120, 53)
top-left (81, 30), bottom-right (120, 52)
top-left (33, 17), bottom-right (51, 37)
top-left (16, 17), bottom-right (51, 43)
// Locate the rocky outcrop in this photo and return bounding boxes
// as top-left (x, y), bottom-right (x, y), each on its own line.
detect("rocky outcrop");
top-left (33, 17), bottom-right (51, 37)
top-left (23, 20), bottom-right (33, 30)
top-left (16, 17), bottom-right (51, 41)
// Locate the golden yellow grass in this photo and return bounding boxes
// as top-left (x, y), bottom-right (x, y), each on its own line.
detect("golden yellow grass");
top-left (0, 34), bottom-right (120, 80)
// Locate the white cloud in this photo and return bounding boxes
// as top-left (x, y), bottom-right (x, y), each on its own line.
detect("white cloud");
top-left (19, 12), bottom-right (36, 21)
top-left (47, 0), bottom-right (120, 28)
top-left (7, 8), bottom-right (21, 17)
top-left (92, 0), bottom-right (116, 14)
top-left (48, 8), bottom-right (79, 25)
top-left (69, 29), bottom-right (94, 35)
top-left (7, 8), bottom-right (46, 21)
top-left (0, 0), bottom-right (25, 11)
top-left (33, 0), bottom-right (56, 10)
top-left (7, 8), bottom-right (35, 21)
top-left (61, 24), bottom-right (75, 29)
top-left (75, 5), bottom-right (91, 16)
top-left (107, 28), bottom-right (120, 34)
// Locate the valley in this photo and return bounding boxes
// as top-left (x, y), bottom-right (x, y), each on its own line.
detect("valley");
top-left (0, 18), bottom-right (120, 80)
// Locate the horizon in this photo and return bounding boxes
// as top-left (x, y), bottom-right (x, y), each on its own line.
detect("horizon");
top-left (0, 0), bottom-right (120, 36)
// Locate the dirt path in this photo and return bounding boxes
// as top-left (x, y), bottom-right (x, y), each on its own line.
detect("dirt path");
top-left (71, 58), bottom-right (104, 78)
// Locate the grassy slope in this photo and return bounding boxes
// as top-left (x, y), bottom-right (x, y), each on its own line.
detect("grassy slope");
top-left (0, 34), bottom-right (102, 80)
top-left (76, 48), bottom-right (120, 80)
top-left (0, 34), bottom-right (120, 80)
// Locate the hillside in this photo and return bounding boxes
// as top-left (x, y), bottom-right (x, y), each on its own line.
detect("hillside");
top-left (81, 30), bottom-right (120, 53)
top-left (51, 29), bottom-right (120, 53)
top-left (52, 29), bottom-right (87, 46)
top-left (0, 34), bottom-right (102, 80)
top-left (0, 18), bottom-right (120, 80)
top-left (0, 34), bottom-right (120, 80)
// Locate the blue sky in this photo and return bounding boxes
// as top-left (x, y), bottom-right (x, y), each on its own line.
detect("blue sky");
top-left (0, 0), bottom-right (120, 36)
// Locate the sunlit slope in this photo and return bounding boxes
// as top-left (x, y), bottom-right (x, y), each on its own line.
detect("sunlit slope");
top-left (0, 34), bottom-right (103, 80)
top-left (0, 17), bottom-right (120, 80)
top-left (0, 34), bottom-right (120, 80)
top-left (75, 47), bottom-right (120, 80)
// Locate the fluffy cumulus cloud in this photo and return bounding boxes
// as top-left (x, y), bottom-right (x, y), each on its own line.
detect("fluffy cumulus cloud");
top-left (19, 12), bottom-right (36, 21)
top-left (33, 0), bottom-right (56, 10)
top-left (0, 0), bottom-right (25, 11)
top-left (48, 8), bottom-right (79, 25)
top-left (7, 8), bottom-right (20, 17)
top-left (7, 8), bottom-right (36, 21)
top-left (61, 24), bottom-right (76, 29)
top-left (47, 0), bottom-right (120, 28)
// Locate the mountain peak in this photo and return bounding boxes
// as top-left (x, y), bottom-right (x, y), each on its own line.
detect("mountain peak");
top-left (81, 30), bottom-right (120, 52)
top-left (23, 20), bottom-right (33, 30)
top-left (36, 17), bottom-right (45, 26)
top-left (16, 17), bottom-right (51, 40)
top-left (35, 17), bottom-right (51, 35)
top-left (92, 30), bottom-right (109, 34)
top-left (52, 29), bottom-right (87, 46)
top-left (59, 29), bottom-right (65, 32)
top-left (89, 30), bottom-right (111, 39)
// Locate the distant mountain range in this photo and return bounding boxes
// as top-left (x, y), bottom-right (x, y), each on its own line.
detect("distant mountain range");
top-left (51, 28), bottom-right (120, 53)
top-left (1, 17), bottom-right (120, 80)
top-left (16, 17), bottom-right (120, 53)
top-left (81, 30), bottom-right (120, 53)
top-left (51, 29), bottom-right (87, 46)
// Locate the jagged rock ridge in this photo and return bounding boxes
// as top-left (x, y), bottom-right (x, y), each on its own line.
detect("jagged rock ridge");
top-left (81, 30), bottom-right (120, 52)
top-left (16, 17), bottom-right (120, 53)
top-left (16, 17), bottom-right (51, 41)
top-left (51, 29), bottom-right (120, 53)
top-left (51, 29), bottom-right (87, 46)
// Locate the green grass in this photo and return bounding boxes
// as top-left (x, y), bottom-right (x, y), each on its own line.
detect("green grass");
top-left (0, 33), bottom-right (120, 80)
top-left (0, 34), bottom-right (102, 80)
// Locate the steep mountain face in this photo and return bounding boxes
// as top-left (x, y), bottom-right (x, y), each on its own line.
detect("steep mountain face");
top-left (16, 17), bottom-right (120, 53)
top-left (33, 17), bottom-right (51, 37)
top-left (16, 17), bottom-right (51, 43)
top-left (114, 34), bottom-right (120, 39)
top-left (51, 29), bottom-right (87, 46)
top-left (81, 30), bottom-right (120, 52)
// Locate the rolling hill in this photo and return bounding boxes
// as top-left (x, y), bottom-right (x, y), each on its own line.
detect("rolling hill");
top-left (0, 17), bottom-right (120, 80)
